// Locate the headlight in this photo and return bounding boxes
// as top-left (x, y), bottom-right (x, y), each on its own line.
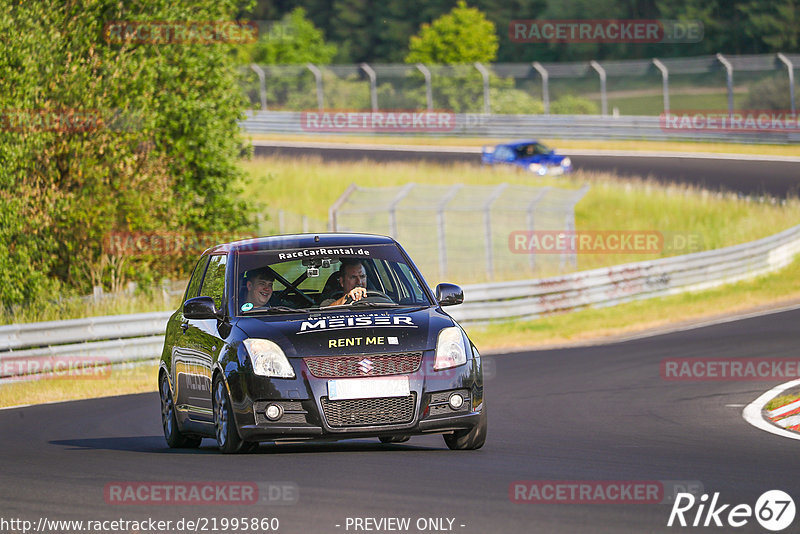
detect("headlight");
top-left (243, 338), bottom-right (295, 378)
top-left (434, 327), bottom-right (467, 371)
top-left (561, 157), bottom-right (572, 167)
top-left (528, 163), bottom-right (541, 172)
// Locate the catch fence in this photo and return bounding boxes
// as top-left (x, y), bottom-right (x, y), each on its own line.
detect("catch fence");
top-left (328, 183), bottom-right (589, 283)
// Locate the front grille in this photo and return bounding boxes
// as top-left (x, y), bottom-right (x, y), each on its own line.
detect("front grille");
top-left (305, 352), bottom-right (423, 378)
top-left (321, 393), bottom-right (416, 427)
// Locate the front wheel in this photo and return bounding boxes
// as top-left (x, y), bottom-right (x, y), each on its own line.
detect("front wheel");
top-left (443, 406), bottom-right (487, 450)
top-left (160, 373), bottom-right (202, 449)
top-left (213, 376), bottom-right (256, 454)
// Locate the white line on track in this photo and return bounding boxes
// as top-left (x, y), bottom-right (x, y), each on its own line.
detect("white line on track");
top-left (742, 378), bottom-right (800, 441)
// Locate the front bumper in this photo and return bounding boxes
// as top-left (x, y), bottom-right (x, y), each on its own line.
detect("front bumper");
top-left (231, 351), bottom-right (484, 442)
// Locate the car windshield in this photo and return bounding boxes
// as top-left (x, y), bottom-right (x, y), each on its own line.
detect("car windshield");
top-left (235, 243), bottom-right (432, 314)
top-left (516, 143), bottom-right (550, 157)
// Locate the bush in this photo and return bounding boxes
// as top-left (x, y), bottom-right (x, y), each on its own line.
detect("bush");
top-left (744, 75), bottom-right (794, 110)
top-left (0, 0), bottom-right (254, 310)
top-left (550, 95), bottom-right (600, 115)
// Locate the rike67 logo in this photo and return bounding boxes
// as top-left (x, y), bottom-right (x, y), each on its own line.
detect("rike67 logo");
top-left (668, 490), bottom-right (795, 531)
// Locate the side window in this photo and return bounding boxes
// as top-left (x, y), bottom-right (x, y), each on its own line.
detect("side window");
top-left (184, 256), bottom-right (210, 302)
top-left (495, 146), bottom-right (515, 162)
top-left (393, 262), bottom-right (426, 303)
top-left (199, 255), bottom-right (228, 310)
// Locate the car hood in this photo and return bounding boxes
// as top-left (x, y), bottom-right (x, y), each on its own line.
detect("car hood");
top-left (235, 306), bottom-right (456, 357)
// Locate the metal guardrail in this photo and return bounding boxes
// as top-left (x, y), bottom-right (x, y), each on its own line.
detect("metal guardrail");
top-left (241, 111), bottom-right (800, 144)
top-left (3, 222), bottom-right (800, 379)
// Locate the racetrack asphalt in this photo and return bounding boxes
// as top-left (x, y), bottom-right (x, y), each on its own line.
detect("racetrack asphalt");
top-left (3, 308), bottom-right (799, 533)
top-left (251, 142), bottom-right (800, 198)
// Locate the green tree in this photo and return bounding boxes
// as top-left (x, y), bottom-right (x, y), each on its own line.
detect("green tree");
top-left (244, 7), bottom-right (337, 64)
top-left (0, 0), bottom-right (253, 310)
top-left (405, 0), bottom-right (499, 64)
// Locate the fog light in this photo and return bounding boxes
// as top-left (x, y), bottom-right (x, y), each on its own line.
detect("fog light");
top-left (448, 393), bottom-right (464, 410)
top-left (265, 404), bottom-right (283, 421)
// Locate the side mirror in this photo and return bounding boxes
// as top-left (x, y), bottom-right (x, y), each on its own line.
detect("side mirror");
top-left (435, 283), bottom-right (464, 306)
top-left (184, 296), bottom-right (220, 320)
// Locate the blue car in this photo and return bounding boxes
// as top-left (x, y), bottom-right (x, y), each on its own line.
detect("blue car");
top-left (481, 140), bottom-right (572, 176)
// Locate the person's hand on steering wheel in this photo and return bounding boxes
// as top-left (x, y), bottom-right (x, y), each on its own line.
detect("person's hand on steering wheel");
top-left (343, 287), bottom-right (367, 303)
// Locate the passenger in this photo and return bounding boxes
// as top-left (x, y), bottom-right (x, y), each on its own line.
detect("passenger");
top-left (243, 267), bottom-right (274, 308)
top-left (322, 260), bottom-right (368, 306)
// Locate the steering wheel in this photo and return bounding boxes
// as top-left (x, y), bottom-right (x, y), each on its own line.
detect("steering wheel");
top-left (344, 289), bottom-right (394, 304)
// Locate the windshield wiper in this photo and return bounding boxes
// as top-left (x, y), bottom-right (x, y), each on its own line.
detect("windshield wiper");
top-left (343, 301), bottom-right (401, 308)
top-left (261, 306), bottom-right (306, 314)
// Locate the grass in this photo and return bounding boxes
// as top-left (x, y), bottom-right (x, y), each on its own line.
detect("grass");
top-left (5, 258), bottom-right (800, 410)
top-left (765, 393), bottom-right (800, 412)
top-left (246, 133), bottom-right (800, 157)
top-left (465, 256), bottom-right (800, 351)
top-left (0, 361), bottom-right (158, 409)
top-left (1, 292), bottom-right (182, 325)
top-left (242, 156), bottom-right (800, 283)
top-left (4, 153), bottom-right (800, 408)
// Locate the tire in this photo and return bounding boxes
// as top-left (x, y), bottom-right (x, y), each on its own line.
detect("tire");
top-left (160, 373), bottom-right (202, 449)
top-left (443, 405), bottom-right (487, 450)
top-left (213, 376), bottom-right (255, 454)
top-left (379, 435), bottom-right (410, 444)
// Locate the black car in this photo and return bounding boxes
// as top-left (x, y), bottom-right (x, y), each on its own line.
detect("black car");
top-left (159, 233), bottom-right (486, 453)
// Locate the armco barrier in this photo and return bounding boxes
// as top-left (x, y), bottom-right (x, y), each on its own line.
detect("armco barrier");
top-left (240, 111), bottom-right (800, 144)
top-left (2, 223), bottom-right (800, 378)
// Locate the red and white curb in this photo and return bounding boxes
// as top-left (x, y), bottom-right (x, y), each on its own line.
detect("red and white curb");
top-left (743, 378), bottom-right (800, 440)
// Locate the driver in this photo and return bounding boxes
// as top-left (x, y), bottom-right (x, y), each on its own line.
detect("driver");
top-left (322, 260), bottom-right (368, 307)
top-left (243, 267), bottom-right (274, 309)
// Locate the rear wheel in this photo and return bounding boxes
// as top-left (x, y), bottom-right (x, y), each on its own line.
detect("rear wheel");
top-left (443, 406), bottom-right (487, 450)
top-left (160, 373), bottom-right (202, 449)
top-left (213, 376), bottom-right (256, 454)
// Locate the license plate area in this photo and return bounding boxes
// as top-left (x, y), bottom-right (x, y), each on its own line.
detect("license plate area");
top-left (327, 377), bottom-right (410, 401)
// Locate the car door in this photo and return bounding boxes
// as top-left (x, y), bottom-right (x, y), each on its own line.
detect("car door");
top-left (173, 253), bottom-right (228, 422)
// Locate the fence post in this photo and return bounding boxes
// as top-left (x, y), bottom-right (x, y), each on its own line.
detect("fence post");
top-left (360, 63), bottom-right (378, 111)
top-left (526, 187), bottom-right (551, 271)
top-left (250, 64), bottom-right (268, 110)
top-left (589, 60), bottom-right (608, 116)
top-left (436, 184), bottom-right (463, 280)
top-left (561, 185), bottom-right (591, 271)
top-left (532, 62), bottom-right (550, 114)
top-left (328, 183), bottom-right (358, 231)
top-left (652, 58), bottom-right (669, 114)
top-left (302, 215), bottom-right (309, 234)
top-left (474, 62), bottom-right (491, 114)
top-left (306, 63), bottom-right (324, 111)
top-left (716, 53), bottom-right (734, 118)
top-left (388, 183), bottom-right (416, 238)
top-left (777, 53), bottom-right (796, 114)
top-left (416, 63), bottom-right (433, 111)
top-left (484, 183), bottom-right (509, 281)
